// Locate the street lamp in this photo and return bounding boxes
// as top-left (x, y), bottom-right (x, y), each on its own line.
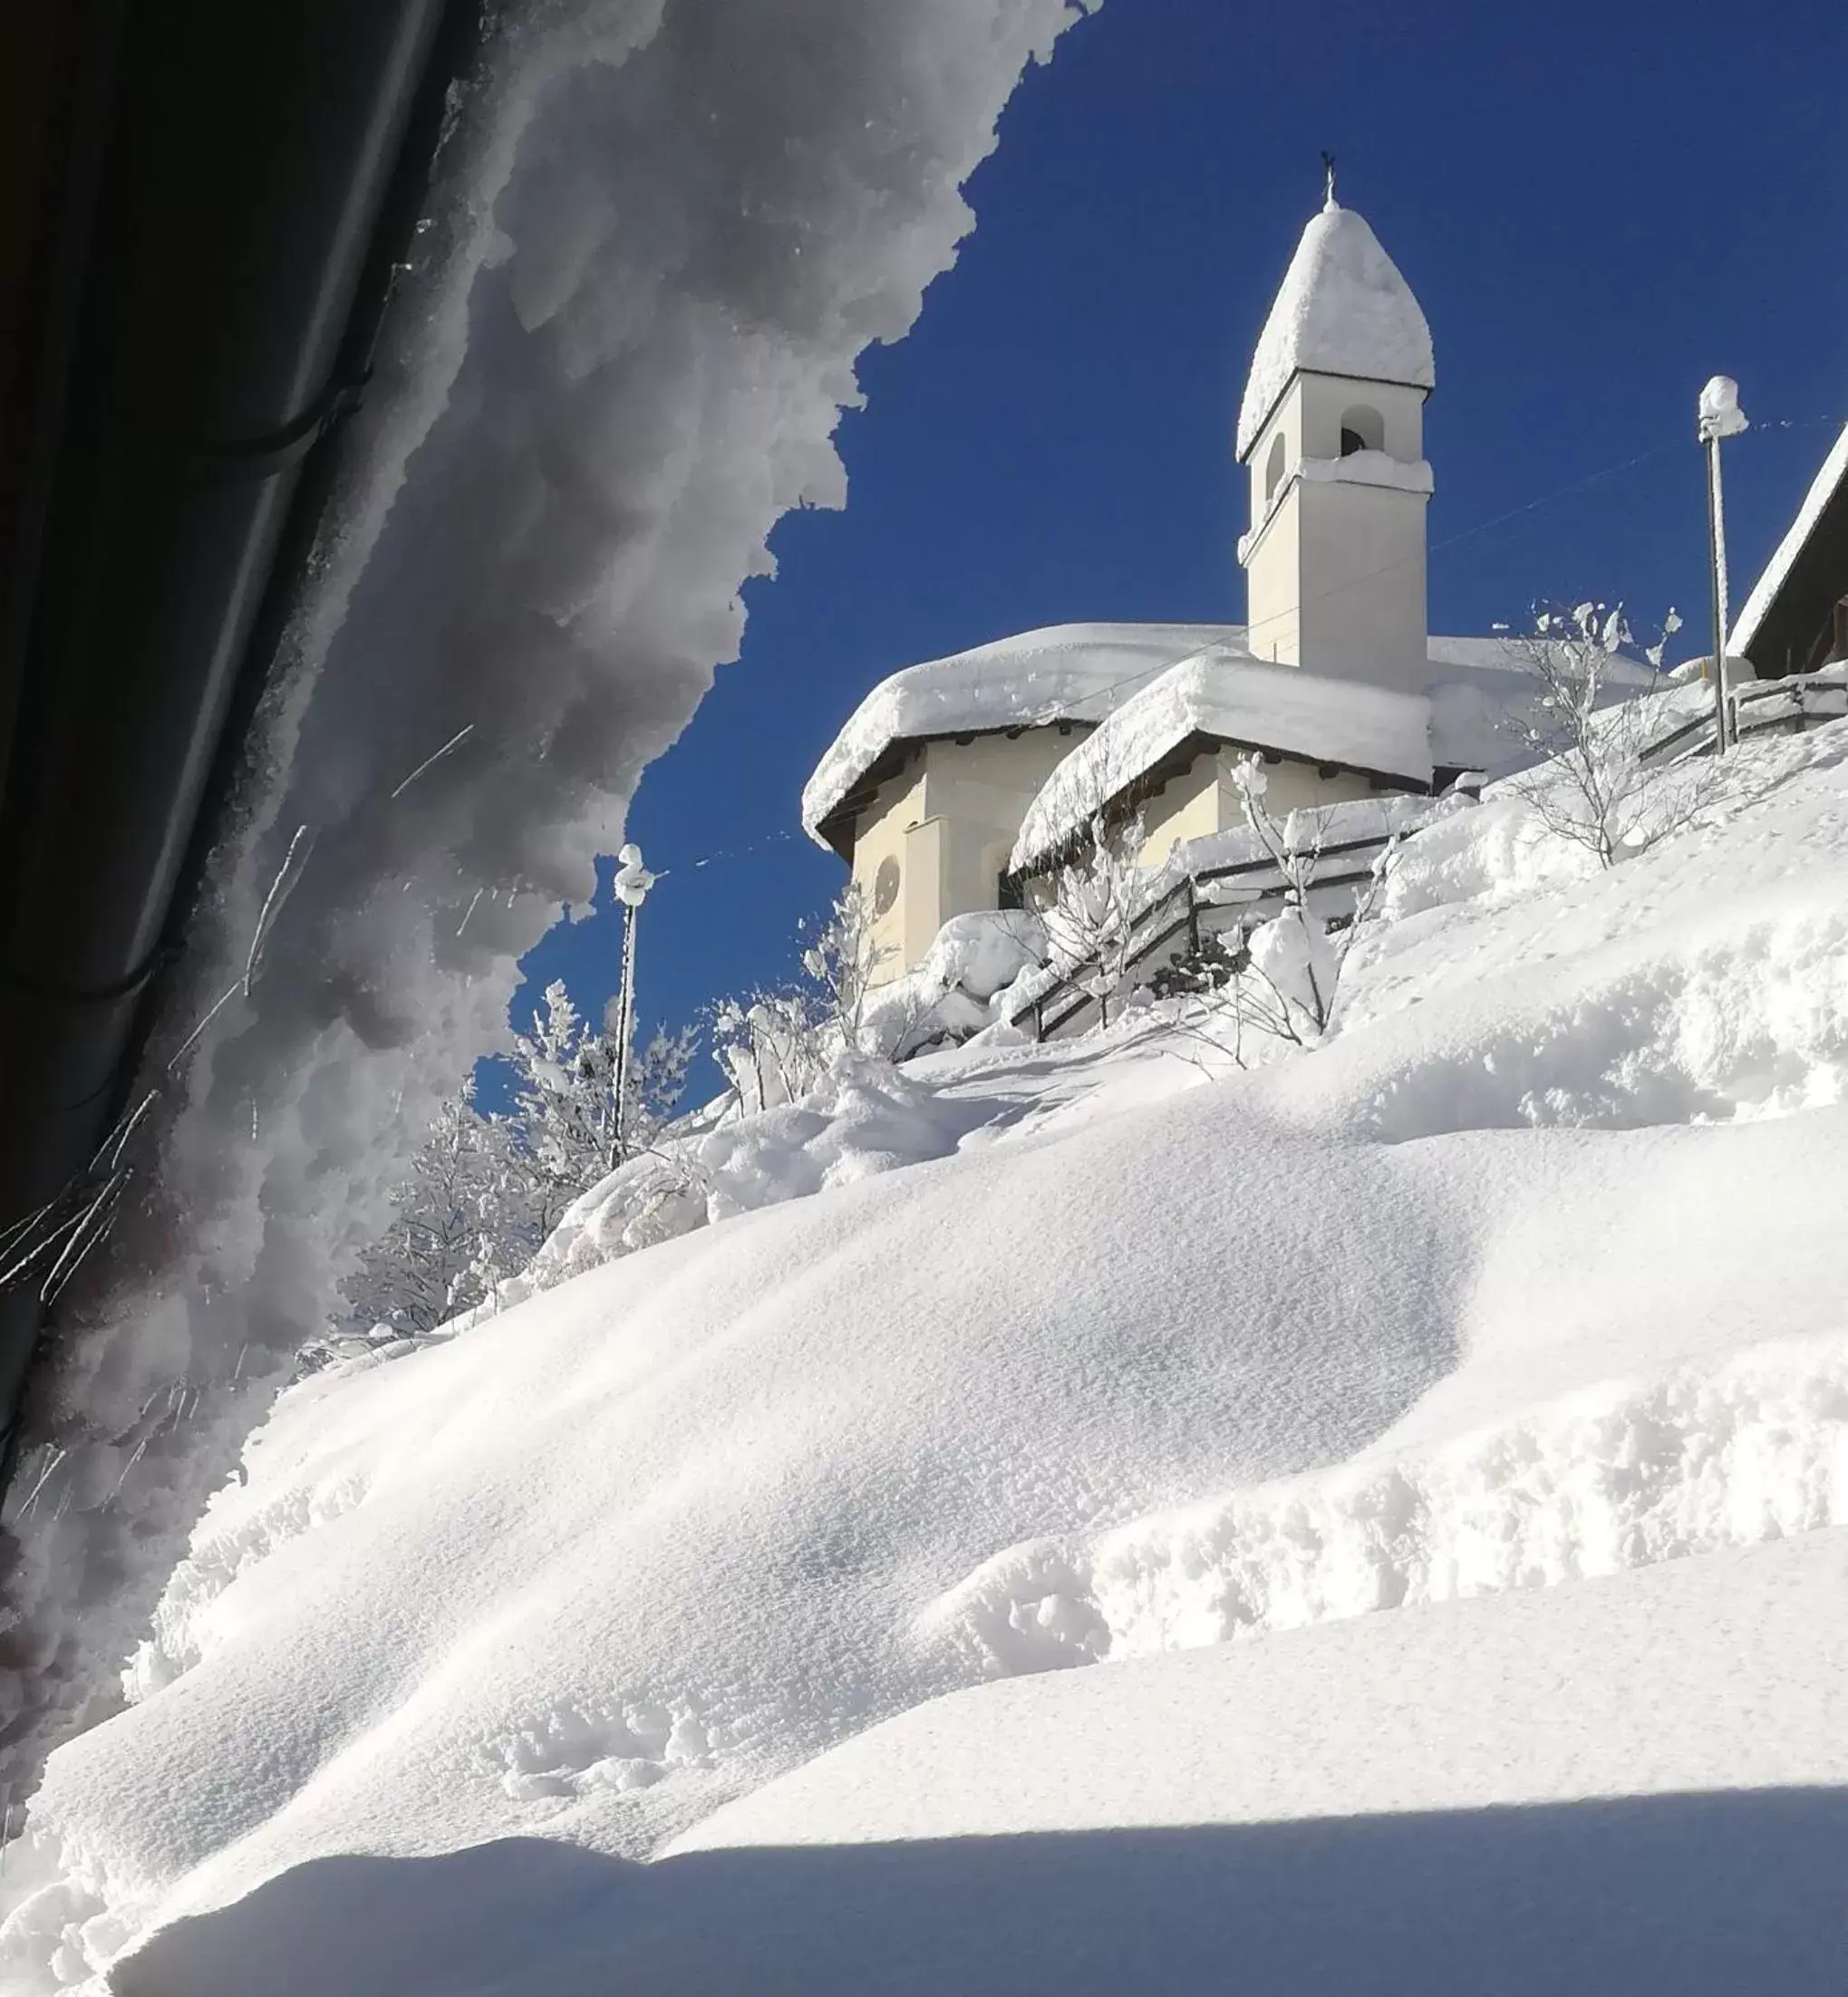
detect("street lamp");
top-left (610, 842), bottom-right (655, 1168)
top-left (1698, 374), bottom-right (1748, 753)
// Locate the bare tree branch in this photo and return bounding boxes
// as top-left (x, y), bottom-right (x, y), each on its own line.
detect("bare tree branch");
top-left (1499, 603), bottom-right (1727, 868)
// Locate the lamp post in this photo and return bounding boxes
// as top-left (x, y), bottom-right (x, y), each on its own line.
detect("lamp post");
top-left (1697, 374), bottom-right (1749, 754)
top-left (609, 842), bottom-right (655, 1168)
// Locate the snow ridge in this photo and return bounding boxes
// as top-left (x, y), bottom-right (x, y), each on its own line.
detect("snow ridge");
top-left (924, 1331), bottom-right (1848, 1677)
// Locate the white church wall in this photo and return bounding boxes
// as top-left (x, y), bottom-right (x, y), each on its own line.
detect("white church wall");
top-left (1137, 755), bottom-right (1224, 865)
top-left (1133, 746), bottom-right (1393, 872)
top-left (1241, 370), bottom-right (1429, 693)
top-left (848, 752), bottom-right (929, 978)
top-left (899, 816), bottom-right (950, 981)
top-left (925, 730), bottom-right (1088, 931)
top-left (1246, 380), bottom-right (1306, 538)
top-left (1243, 373), bottom-right (1424, 539)
top-left (1243, 492), bottom-right (1303, 665)
top-left (1245, 379), bottom-right (1428, 694)
top-left (850, 727), bottom-right (1093, 980)
top-left (1294, 477), bottom-right (1429, 693)
top-left (1214, 750), bottom-right (1379, 817)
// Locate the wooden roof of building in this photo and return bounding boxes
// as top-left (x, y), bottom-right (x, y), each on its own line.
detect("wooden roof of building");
top-left (1733, 424), bottom-right (1848, 679)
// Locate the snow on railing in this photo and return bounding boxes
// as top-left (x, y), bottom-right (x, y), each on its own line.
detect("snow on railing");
top-left (1002, 792), bottom-right (1452, 1042)
top-left (1640, 663), bottom-right (1848, 769)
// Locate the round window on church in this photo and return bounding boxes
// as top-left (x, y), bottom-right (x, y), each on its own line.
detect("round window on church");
top-left (872, 856), bottom-right (900, 917)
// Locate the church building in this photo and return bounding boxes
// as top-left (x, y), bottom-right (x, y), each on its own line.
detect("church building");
top-left (802, 187), bottom-right (1601, 982)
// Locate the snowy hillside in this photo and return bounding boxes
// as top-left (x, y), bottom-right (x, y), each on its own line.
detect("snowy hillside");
top-left (108, 1538), bottom-right (1848, 1997)
top-left (8, 720), bottom-right (1848, 1992)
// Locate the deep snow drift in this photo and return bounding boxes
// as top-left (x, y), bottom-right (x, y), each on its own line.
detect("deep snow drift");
top-left (0, 0), bottom-right (1094, 1819)
top-left (5, 718), bottom-right (1848, 1991)
top-left (113, 1536), bottom-right (1848, 1997)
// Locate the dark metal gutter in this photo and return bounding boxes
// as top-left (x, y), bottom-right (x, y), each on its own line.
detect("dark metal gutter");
top-left (0, 0), bottom-right (482, 1507)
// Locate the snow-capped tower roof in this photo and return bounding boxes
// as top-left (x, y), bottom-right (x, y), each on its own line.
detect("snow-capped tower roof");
top-left (1235, 197), bottom-right (1435, 462)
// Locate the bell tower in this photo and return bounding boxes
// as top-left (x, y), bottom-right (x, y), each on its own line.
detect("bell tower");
top-left (1235, 184), bottom-right (1435, 697)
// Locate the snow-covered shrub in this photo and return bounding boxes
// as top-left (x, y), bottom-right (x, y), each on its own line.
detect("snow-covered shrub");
top-left (526, 1052), bottom-right (995, 1294)
top-left (859, 910), bottom-right (1050, 1059)
top-left (714, 885), bottom-right (905, 1107)
top-left (329, 997), bottom-right (702, 1355)
top-left (712, 994), bottom-right (829, 1116)
top-left (505, 982), bottom-right (623, 1230)
top-left (1502, 603), bottom-right (1718, 868)
top-left (508, 984), bottom-right (701, 1207)
top-left (625, 1024), bottom-right (701, 1149)
top-left (324, 1091), bottom-right (518, 1353)
top-left (1181, 758), bottom-right (1397, 1062)
top-left (798, 882), bottom-right (890, 1052)
top-left (1148, 930), bottom-right (1245, 1002)
top-left (919, 909), bottom-right (1048, 1003)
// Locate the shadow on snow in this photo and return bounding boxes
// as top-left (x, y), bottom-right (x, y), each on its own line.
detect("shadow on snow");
top-left (116, 1784), bottom-right (1848, 1996)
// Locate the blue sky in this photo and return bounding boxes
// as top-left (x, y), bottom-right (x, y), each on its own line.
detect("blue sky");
top-left (507, 0), bottom-right (1847, 1080)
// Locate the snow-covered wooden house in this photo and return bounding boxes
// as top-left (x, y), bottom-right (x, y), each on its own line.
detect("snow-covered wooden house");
top-left (1731, 424), bottom-right (1848, 680)
top-left (803, 192), bottom-right (1611, 981)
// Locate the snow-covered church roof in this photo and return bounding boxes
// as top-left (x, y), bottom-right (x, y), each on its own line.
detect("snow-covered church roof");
top-left (1010, 646), bottom-right (1431, 872)
top-left (1235, 199), bottom-right (1435, 461)
top-left (801, 622), bottom-right (1245, 844)
top-left (1009, 635), bottom-right (1660, 875)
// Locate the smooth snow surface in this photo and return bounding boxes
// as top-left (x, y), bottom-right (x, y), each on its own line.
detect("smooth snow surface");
top-left (1731, 421), bottom-right (1848, 657)
top-left (682, 1531), bottom-right (1848, 1849)
top-left (10, 720), bottom-right (1848, 1990)
top-left (116, 1537), bottom-right (1848, 1996)
top-left (0, 0), bottom-right (1092, 1814)
top-left (798, 621), bottom-right (1244, 840)
top-left (1235, 199), bottom-right (1434, 460)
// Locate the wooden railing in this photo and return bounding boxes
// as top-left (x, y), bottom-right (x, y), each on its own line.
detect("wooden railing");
top-left (1003, 822), bottom-right (1409, 1043)
top-left (1640, 665), bottom-right (1848, 768)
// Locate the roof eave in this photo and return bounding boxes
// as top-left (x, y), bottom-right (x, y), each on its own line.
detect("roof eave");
top-left (1014, 726), bottom-right (1433, 877)
top-left (808, 715), bottom-right (1098, 860)
top-left (1732, 426), bottom-right (1848, 673)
